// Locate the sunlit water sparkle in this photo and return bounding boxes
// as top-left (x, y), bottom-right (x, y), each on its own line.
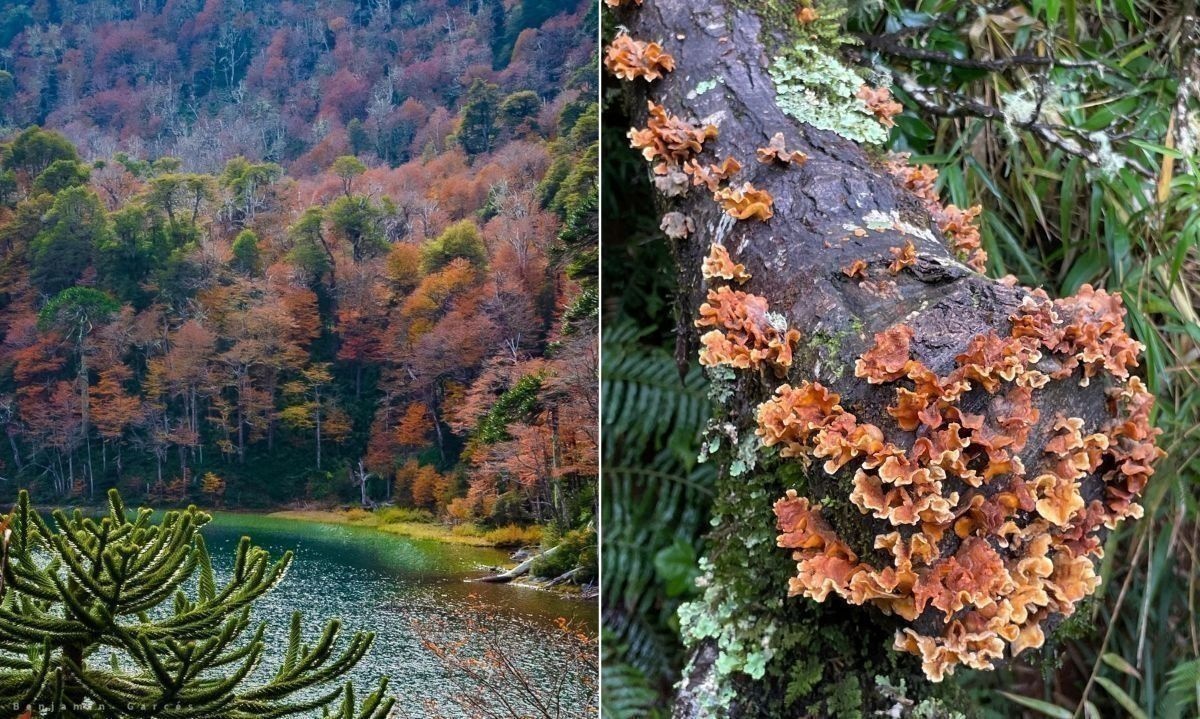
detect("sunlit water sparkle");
top-left (199, 513), bottom-right (597, 717)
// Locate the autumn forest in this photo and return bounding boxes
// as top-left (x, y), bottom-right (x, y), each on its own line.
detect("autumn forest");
top-left (0, 0), bottom-right (598, 538)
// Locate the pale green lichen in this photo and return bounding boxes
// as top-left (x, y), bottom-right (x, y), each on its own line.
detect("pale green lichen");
top-left (862, 209), bottom-right (895, 231)
top-left (706, 365), bottom-right (736, 404)
top-left (769, 41), bottom-right (889, 146)
top-left (874, 675), bottom-right (967, 719)
top-left (729, 432), bottom-right (760, 478)
top-left (688, 77), bottom-right (722, 99)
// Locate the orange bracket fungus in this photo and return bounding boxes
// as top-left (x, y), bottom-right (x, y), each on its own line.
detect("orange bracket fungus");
top-left (857, 85), bottom-right (903, 128)
top-left (757, 132), bottom-right (809, 165)
top-left (702, 243), bottom-right (751, 284)
top-left (686, 156), bottom-right (743, 191)
top-left (769, 297), bottom-right (1163, 682)
top-left (628, 101), bottom-right (717, 171)
top-left (842, 259), bottom-right (868, 279)
top-left (661, 211), bottom-right (696, 240)
top-left (887, 239), bottom-right (917, 274)
top-left (604, 33), bottom-right (676, 82)
top-left (714, 182), bottom-right (775, 221)
top-left (887, 154), bottom-right (988, 272)
top-left (695, 285), bottom-right (799, 373)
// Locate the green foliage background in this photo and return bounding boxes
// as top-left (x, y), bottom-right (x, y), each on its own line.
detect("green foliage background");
top-left (600, 1), bottom-right (1200, 716)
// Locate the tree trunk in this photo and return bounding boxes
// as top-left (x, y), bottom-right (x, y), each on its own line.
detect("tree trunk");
top-left (478, 545), bottom-right (558, 584)
top-left (7, 432), bottom-right (20, 471)
top-left (236, 376), bottom-right (246, 465)
top-left (615, 2), bottom-right (1136, 716)
top-left (78, 336), bottom-right (93, 499)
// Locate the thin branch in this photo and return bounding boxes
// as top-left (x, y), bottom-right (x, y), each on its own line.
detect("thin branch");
top-left (858, 32), bottom-right (1107, 71)
top-left (894, 72), bottom-right (1108, 165)
top-left (1072, 530), bottom-right (1147, 718)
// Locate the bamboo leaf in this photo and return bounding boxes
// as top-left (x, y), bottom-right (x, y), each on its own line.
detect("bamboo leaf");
top-left (999, 692), bottom-right (1073, 718)
top-left (1095, 676), bottom-right (1148, 719)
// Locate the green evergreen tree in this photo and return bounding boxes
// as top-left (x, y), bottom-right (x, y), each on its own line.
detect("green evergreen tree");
top-left (220, 157), bottom-right (283, 224)
top-left (4, 126), bottom-right (78, 178)
top-left (499, 90), bottom-right (539, 133)
top-left (0, 490), bottom-right (395, 718)
top-left (456, 80), bottom-right (501, 157)
top-left (32, 159), bottom-right (90, 195)
top-left (0, 169), bottom-right (17, 207)
top-left (38, 287), bottom-right (121, 498)
top-left (0, 69), bottom-right (14, 106)
top-left (96, 203), bottom-right (172, 306)
top-left (330, 156), bottom-right (366, 197)
top-left (150, 156), bottom-right (183, 175)
top-left (473, 373), bottom-right (543, 445)
top-left (231, 229), bottom-right (262, 275)
top-left (327, 195), bottom-right (386, 262)
top-left (0, 193), bottom-right (51, 253)
top-left (288, 207), bottom-right (333, 284)
top-left (29, 186), bottom-right (110, 294)
top-left (347, 119), bottom-right (369, 157)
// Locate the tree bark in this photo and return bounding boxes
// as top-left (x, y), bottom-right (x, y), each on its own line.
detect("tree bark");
top-left (475, 544), bottom-right (559, 585)
top-left (615, 1), bottom-right (1121, 716)
top-left (477, 545), bottom-right (558, 584)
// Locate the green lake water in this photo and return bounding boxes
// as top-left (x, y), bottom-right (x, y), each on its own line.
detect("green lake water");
top-left (201, 512), bottom-right (598, 717)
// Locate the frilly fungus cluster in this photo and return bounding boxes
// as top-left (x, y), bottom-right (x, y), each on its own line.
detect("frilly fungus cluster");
top-left (757, 132), bottom-right (809, 165)
top-left (602, 5), bottom-right (1165, 687)
top-left (857, 86), bottom-right (903, 128)
top-left (604, 34), bottom-right (676, 82)
top-left (694, 251), bottom-right (800, 373)
top-left (886, 153), bottom-right (987, 272)
top-left (714, 183), bottom-right (775, 221)
top-left (887, 239), bottom-right (917, 274)
top-left (764, 287), bottom-right (1163, 681)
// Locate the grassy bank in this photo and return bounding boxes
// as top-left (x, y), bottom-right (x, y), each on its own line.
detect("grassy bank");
top-left (267, 507), bottom-right (544, 549)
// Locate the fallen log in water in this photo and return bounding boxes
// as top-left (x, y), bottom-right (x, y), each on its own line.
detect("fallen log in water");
top-left (477, 544), bottom-right (560, 583)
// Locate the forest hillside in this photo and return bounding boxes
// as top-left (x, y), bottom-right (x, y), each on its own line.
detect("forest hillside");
top-left (0, 0), bottom-right (598, 541)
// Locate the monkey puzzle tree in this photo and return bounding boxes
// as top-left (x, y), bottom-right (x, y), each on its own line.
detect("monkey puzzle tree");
top-left (38, 287), bottom-right (121, 499)
top-left (0, 490), bottom-right (395, 719)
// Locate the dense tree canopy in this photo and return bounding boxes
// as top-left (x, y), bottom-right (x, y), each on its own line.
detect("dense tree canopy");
top-left (0, 0), bottom-right (598, 536)
top-left (0, 0), bottom-right (596, 173)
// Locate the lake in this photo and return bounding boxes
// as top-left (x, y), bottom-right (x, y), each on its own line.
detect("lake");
top-left (201, 512), bottom-right (598, 717)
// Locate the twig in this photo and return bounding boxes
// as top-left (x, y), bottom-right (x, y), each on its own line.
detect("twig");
top-left (894, 72), bottom-right (1105, 165)
top-left (858, 32), bottom-right (1107, 71)
top-left (1073, 530), bottom-right (1147, 718)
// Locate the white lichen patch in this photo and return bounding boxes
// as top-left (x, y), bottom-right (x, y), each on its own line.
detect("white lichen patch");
top-left (769, 41), bottom-right (889, 145)
top-left (862, 209), bottom-right (894, 231)
top-left (1088, 131), bottom-right (1128, 179)
top-left (863, 209), bottom-right (938, 243)
top-left (713, 212), bottom-right (738, 243)
top-left (1000, 87), bottom-right (1039, 126)
top-left (700, 109), bottom-right (727, 127)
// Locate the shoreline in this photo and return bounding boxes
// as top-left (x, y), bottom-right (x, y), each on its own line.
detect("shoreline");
top-left (265, 508), bottom-right (510, 548)
top-left (265, 508), bottom-right (598, 601)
